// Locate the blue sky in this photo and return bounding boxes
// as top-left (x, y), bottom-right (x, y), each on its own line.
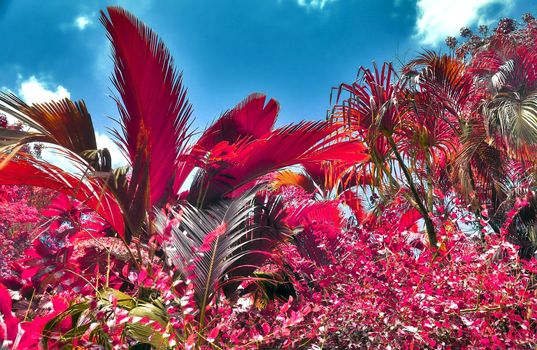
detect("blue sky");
top-left (0, 0), bottom-right (535, 164)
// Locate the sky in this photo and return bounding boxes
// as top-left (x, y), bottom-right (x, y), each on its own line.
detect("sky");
top-left (0, 0), bottom-right (535, 165)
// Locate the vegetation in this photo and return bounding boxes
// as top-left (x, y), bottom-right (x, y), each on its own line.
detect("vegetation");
top-left (1, 6), bottom-right (537, 349)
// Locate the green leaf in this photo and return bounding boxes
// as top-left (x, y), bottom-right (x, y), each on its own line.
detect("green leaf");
top-left (98, 288), bottom-right (137, 310)
top-left (42, 302), bottom-right (90, 349)
top-left (129, 303), bottom-right (169, 328)
top-left (124, 322), bottom-right (169, 350)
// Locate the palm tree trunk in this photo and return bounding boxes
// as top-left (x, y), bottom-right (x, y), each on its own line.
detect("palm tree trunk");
top-left (387, 136), bottom-right (438, 248)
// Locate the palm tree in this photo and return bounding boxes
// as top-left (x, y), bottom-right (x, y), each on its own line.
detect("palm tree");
top-left (471, 44), bottom-right (537, 150)
top-left (462, 35), bottom-right (537, 254)
top-left (0, 5), bottom-right (369, 324)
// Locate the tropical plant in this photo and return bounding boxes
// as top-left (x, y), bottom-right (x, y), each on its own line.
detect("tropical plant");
top-left (0, 5), bottom-right (365, 348)
top-left (3, 7), bottom-right (537, 350)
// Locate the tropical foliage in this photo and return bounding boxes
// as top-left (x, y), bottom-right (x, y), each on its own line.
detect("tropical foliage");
top-left (2, 7), bottom-right (537, 349)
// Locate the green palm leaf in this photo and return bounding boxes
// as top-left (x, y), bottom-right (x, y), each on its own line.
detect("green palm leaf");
top-left (159, 187), bottom-right (289, 325)
top-left (484, 91), bottom-right (537, 147)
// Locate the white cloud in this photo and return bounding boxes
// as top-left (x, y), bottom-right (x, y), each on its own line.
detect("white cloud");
top-left (74, 16), bottom-right (91, 30)
top-left (95, 132), bottom-right (129, 169)
top-left (17, 76), bottom-right (70, 105)
top-left (414, 0), bottom-right (514, 46)
top-left (296, 0), bottom-right (337, 10)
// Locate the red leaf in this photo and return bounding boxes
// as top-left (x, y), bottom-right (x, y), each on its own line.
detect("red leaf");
top-left (0, 156), bottom-right (125, 237)
top-left (262, 322), bottom-right (271, 334)
top-left (207, 325), bottom-right (220, 343)
top-left (101, 7), bottom-right (193, 206)
top-left (0, 283), bottom-right (12, 316)
top-left (191, 121), bottom-right (342, 205)
top-left (398, 208), bottom-right (422, 232)
top-left (196, 93), bottom-right (278, 151)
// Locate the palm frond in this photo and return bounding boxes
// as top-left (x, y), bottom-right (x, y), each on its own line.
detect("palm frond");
top-left (0, 128), bottom-right (37, 147)
top-left (0, 93), bottom-right (107, 168)
top-left (160, 187), bottom-right (287, 309)
top-left (0, 93), bottom-right (53, 132)
top-left (189, 121), bottom-right (360, 206)
top-left (221, 193), bottom-right (291, 298)
top-left (107, 146), bottom-right (150, 242)
top-left (470, 44), bottom-right (537, 149)
top-left (484, 90), bottom-right (537, 147)
top-left (196, 93), bottom-right (278, 151)
top-left (0, 153), bottom-right (125, 236)
top-left (331, 62), bottom-right (401, 133)
top-left (453, 120), bottom-right (505, 208)
top-left (405, 51), bottom-right (473, 116)
top-left (271, 169), bottom-right (316, 193)
top-left (101, 7), bottom-right (193, 207)
top-left (287, 200), bottom-right (343, 265)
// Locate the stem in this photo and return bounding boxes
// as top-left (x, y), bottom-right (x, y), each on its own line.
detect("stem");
top-left (106, 251), bottom-right (111, 288)
top-left (197, 235), bottom-right (221, 347)
top-left (23, 289), bottom-right (36, 322)
top-left (387, 135), bottom-right (438, 248)
top-left (425, 152), bottom-right (434, 213)
top-left (119, 235), bottom-right (142, 271)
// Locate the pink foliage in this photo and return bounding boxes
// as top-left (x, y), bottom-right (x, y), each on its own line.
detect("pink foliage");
top-left (3, 9), bottom-right (537, 350)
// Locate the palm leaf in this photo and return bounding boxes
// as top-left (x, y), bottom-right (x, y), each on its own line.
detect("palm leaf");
top-left (2, 95), bottom-right (97, 152)
top-left (101, 6), bottom-right (193, 207)
top-left (470, 44), bottom-right (537, 149)
top-left (271, 169), bottom-right (317, 193)
top-left (0, 94), bottom-right (108, 169)
top-left (405, 51), bottom-right (473, 117)
top-left (287, 200), bottom-right (343, 265)
top-left (453, 120), bottom-right (505, 210)
top-left (42, 290), bottom-right (171, 349)
top-left (41, 302), bottom-right (90, 349)
top-left (484, 90), bottom-right (537, 147)
top-left (221, 193), bottom-right (291, 298)
top-left (107, 142), bottom-right (151, 242)
top-left (160, 187), bottom-right (287, 311)
top-left (331, 62), bottom-right (401, 133)
top-left (196, 93), bottom-right (279, 151)
top-left (0, 153), bottom-right (125, 236)
top-left (189, 121), bottom-right (361, 206)
top-left (0, 128), bottom-right (39, 147)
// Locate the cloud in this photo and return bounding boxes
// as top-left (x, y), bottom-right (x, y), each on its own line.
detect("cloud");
top-left (17, 76), bottom-right (70, 105)
top-left (296, 0), bottom-right (337, 10)
top-left (74, 16), bottom-right (92, 30)
top-left (95, 132), bottom-right (129, 169)
top-left (413, 0), bottom-right (514, 46)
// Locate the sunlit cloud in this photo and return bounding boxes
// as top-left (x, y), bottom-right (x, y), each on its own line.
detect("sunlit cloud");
top-left (74, 16), bottom-right (92, 30)
top-left (17, 75), bottom-right (70, 105)
top-left (413, 0), bottom-right (514, 46)
top-left (296, 0), bottom-right (337, 10)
